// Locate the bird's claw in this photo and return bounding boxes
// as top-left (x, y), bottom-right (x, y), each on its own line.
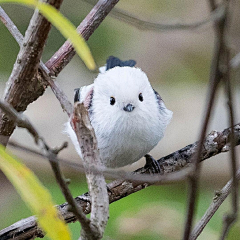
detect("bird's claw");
top-left (144, 154), bottom-right (162, 174)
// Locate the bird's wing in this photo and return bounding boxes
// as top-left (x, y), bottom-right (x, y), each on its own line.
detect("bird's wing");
top-left (153, 88), bottom-right (173, 124)
top-left (153, 89), bottom-right (162, 106)
top-left (74, 84), bottom-right (94, 110)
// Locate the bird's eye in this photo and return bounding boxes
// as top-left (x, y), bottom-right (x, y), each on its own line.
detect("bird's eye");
top-left (138, 93), bottom-right (143, 102)
top-left (110, 97), bottom-right (116, 105)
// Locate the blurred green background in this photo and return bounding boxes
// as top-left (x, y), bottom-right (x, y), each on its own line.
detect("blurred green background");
top-left (0, 0), bottom-right (240, 239)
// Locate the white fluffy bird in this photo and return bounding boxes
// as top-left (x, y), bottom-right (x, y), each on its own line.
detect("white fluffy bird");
top-left (65, 56), bottom-right (172, 169)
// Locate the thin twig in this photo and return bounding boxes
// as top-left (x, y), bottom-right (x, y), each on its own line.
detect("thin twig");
top-left (0, 0), bottom-right (64, 146)
top-left (182, 2), bottom-right (226, 238)
top-left (0, 0), bottom-right (120, 146)
top-left (6, 122), bottom-right (240, 185)
top-left (45, 0), bottom-right (120, 77)
top-left (47, 150), bottom-right (94, 236)
top-left (0, 6), bottom-right (73, 117)
top-left (0, 100), bottom-right (91, 232)
top-left (82, 0), bottom-right (226, 31)
top-left (1, 123), bottom-right (240, 240)
top-left (209, 1), bottom-right (238, 239)
top-left (190, 167), bottom-right (240, 240)
top-left (0, 7), bottom-right (23, 44)
top-left (220, 13), bottom-right (238, 240)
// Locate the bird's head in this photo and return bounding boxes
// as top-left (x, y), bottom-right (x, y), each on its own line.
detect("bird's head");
top-left (92, 66), bottom-right (159, 122)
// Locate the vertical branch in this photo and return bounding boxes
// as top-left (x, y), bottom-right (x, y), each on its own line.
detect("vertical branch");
top-left (72, 103), bottom-right (109, 240)
top-left (220, 13), bottom-right (238, 240)
top-left (209, 0), bottom-right (238, 238)
top-left (183, 2), bottom-right (227, 239)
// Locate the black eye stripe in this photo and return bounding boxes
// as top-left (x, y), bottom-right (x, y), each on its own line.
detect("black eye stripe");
top-left (110, 97), bottom-right (116, 105)
top-left (138, 93), bottom-right (143, 102)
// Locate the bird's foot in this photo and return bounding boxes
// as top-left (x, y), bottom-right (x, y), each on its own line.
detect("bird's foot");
top-left (144, 154), bottom-right (162, 174)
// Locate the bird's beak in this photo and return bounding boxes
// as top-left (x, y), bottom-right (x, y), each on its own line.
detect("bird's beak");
top-left (123, 103), bottom-right (135, 112)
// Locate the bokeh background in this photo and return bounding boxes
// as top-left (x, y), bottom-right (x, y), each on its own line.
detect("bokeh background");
top-left (0, 0), bottom-right (240, 239)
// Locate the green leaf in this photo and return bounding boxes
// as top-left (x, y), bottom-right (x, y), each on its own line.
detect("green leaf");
top-left (0, 0), bottom-right (96, 70)
top-left (0, 145), bottom-right (71, 240)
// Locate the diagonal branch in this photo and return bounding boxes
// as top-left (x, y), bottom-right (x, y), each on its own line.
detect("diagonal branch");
top-left (45, 0), bottom-right (120, 77)
top-left (0, 0), bottom-right (64, 146)
top-left (1, 122), bottom-right (239, 240)
top-left (190, 167), bottom-right (240, 240)
top-left (0, 0), bottom-right (120, 146)
top-left (0, 100), bottom-right (93, 236)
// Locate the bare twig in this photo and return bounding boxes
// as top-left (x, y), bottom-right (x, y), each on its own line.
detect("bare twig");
top-left (0, 0), bottom-right (63, 146)
top-left (183, 2), bottom-right (228, 238)
top-left (0, 7), bottom-right (23, 44)
top-left (47, 78), bottom-right (73, 117)
top-left (220, 13), bottom-right (238, 240)
top-left (47, 149), bottom-right (94, 237)
top-left (0, 6), bottom-right (73, 116)
top-left (45, 0), bottom-right (120, 77)
top-left (0, 0), bottom-right (120, 146)
top-left (208, 1), bottom-right (238, 239)
top-left (82, 0), bottom-right (226, 31)
top-left (6, 123), bottom-right (240, 185)
top-left (1, 123), bottom-right (240, 240)
top-left (0, 100), bottom-right (92, 234)
top-left (72, 103), bottom-right (109, 240)
top-left (190, 167), bottom-right (240, 240)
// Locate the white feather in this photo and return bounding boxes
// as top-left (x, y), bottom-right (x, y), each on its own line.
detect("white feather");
top-left (65, 66), bottom-right (172, 168)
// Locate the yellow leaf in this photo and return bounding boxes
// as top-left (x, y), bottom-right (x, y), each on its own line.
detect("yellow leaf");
top-left (0, 146), bottom-right (71, 240)
top-left (0, 0), bottom-right (96, 70)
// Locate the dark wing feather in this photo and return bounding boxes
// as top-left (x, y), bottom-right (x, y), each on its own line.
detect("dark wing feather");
top-left (153, 89), bottom-right (163, 110)
top-left (74, 88), bottom-right (80, 103)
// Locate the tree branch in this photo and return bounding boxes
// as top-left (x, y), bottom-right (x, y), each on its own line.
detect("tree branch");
top-left (182, 1), bottom-right (226, 238)
top-left (0, 7), bottom-right (23, 44)
top-left (72, 103), bottom-right (109, 239)
top-left (0, 99), bottom-right (94, 237)
top-left (82, 0), bottom-right (226, 31)
top-left (0, 0), bottom-right (63, 146)
top-left (190, 167), bottom-right (240, 240)
top-left (1, 122), bottom-right (239, 240)
top-left (0, 0), bottom-right (120, 146)
top-left (45, 0), bottom-right (120, 77)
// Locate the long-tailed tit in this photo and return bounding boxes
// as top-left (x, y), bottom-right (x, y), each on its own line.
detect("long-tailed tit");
top-left (65, 56), bottom-right (172, 169)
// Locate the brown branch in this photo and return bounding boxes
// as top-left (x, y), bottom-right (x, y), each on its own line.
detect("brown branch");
top-left (72, 103), bottom-right (109, 239)
top-left (182, 2), bottom-right (226, 238)
top-left (45, 0), bottom-right (120, 77)
top-left (48, 150), bottom-right (93, 237)
top-left (47, 78), bottom-right (73, 117)
top-left (0, 0), bottom-right (63, 146)
top-left (0, 100), bottom-right (93, 236)
top-left (83, 0), bottom-right (226, 31)
top-left (0, 7), bottom-right (73, 116)
top-left (0, 7), bottom-right (23, 44)
top-left (1, 123), bottom-right (240, 240)
top-left (218, 4), bottom-right (238, 240)
top-left (0, 0), bottom-right (120, 146)
top-left (190, 167), bottom-right (240, 240)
